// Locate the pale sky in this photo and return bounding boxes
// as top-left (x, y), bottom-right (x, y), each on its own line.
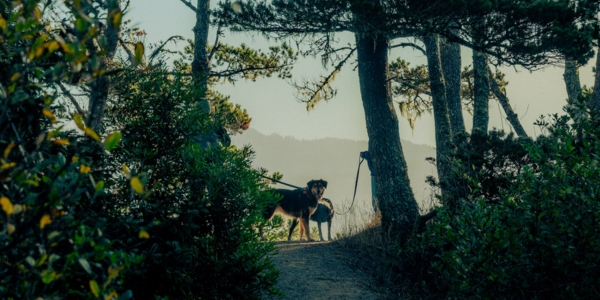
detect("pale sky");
top-left (127, 0), bottom-right (597, 148)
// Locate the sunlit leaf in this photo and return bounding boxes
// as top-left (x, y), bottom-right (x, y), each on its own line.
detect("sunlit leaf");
top-left (73, 114), bottom-right (85, 130)
top-left (72, 156), bottom-right (80, 163)
top-left (138, 230), bottom-right (150, 239)
top-left (40, 214), bottom-right (52, 229)
top-left (0, 16), bottom-right (6, 30)
top-left (79, 258), bottom-right (93, 275)
top-left (42, 109), bottom-right (57, 123)
top-left (89, 279), bottom-right (100, 297)
top-left (104, 132), bottom-right (122, 150)
top-left (95, 180), bottom-right (104, 194)
top-left (84, 127), bottom-right (100, 141)
top-left (80, 164), bottom-right (91, 174)
top-left (105, 290), bottom-right (118, 300)
top-left (122, 164), bottom-right (130, 177)
top-left (134, 42), bottom-right (144, 65)
top-left (1, 196), bottom-right (13, 215)
top-left (104, 265), bottom-right (124, 289)
top-left (10, 73), bottom-right (19, 82)
top-left (52, 139), bottom-right (70, 146)
top-left (41, 269), bottom-right (56, 284)
top-left (130, 176), bottom-right (143, 194)
top-left (110, 10), bottom-right (122, 29)
top-left (4, 143), bottom-right (15, 159)
top-left (7, 223), bottom-right (15, 234)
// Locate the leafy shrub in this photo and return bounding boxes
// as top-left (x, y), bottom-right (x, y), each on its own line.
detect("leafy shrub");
top-left (406, 106), bottom-right (600, 298)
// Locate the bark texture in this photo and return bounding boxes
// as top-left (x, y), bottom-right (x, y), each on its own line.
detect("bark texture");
top-left (440, 38), bottom-right (465, 134)
top-left (488, 68), bottom-right (529, 138)
top-left (563, 59), bottom-right (583, 104)
top-left (423, 34), bottom-right (454, 201)
top-left (472, 51), bottom-right (489, 134)
top-left (192, 0), bottom-right (210, 87)
top-left (355, 33), bottom-right (419, 240)
top-left (88, 1), bottom-right (121, 131)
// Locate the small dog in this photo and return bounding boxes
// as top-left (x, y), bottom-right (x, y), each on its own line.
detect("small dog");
top-left (263, 179), bottom-right (328, 242)
top-left (309, 198), bottom-right (334, 241)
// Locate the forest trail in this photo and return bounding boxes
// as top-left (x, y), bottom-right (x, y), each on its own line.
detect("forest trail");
top-left (271, 241), bottom-right (379, 300)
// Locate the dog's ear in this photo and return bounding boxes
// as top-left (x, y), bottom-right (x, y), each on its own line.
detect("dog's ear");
top-left (307, 180), bottom-right (315, 187)
top-left (320, 179), bottom-right (328, 189)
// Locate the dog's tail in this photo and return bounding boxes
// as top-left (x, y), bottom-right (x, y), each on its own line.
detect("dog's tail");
top-left (319, 198), bottom-right (334, 221)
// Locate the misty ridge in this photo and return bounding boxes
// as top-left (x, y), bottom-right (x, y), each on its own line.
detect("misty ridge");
top-left (232, 128), bottom-right (439, 216)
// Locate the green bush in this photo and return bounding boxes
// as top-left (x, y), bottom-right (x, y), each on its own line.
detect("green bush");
top-left (407, 106), bottom-right (600, 298)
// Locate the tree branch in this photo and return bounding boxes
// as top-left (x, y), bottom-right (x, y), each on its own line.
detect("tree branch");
top-left (207, 24), bottom-right (223, 63)
top-left (178, 0), bottom-right (196, 12)
top-left (389, 42), bottom-right (427, 56)
top-left (57, 82), bottom-right (86, 116)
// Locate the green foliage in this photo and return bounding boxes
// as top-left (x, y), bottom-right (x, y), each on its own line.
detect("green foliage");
top-left (404, 103), bottom-right (600, 298)
top-left (1, 1), bottom-right (282, 299)
top-left (0, 1), bottom-right (136, 299)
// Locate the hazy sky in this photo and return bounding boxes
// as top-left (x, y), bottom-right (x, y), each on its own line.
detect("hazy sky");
top-left (127, 0), bottom-right (597, 147)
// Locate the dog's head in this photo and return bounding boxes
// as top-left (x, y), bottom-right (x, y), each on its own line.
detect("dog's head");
top-left (307, 179), bottom-right (327, 200)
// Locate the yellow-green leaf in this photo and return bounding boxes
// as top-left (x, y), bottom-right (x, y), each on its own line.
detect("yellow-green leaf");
top-left (73, 114), bottom-right (85, 130)
top-left (130, 176), bottom-right (143, 194)
top-left (104, 132), bottom-right (122, 150)
top-left (89, 279), bottom-right (101, 297)
top-left (134, 42), bottom-right (144, 65)
top-left (1, 196), bottom-right (13, 215)
top-left (95, 180), bottom-right (105, 194)
top-left (42, 109), bottom-right (57, 123)
top-left (79, 258), bottom-right (93, 275)
top-left (138, 230), bottom-right (150, 239)
top-left (7, 223), bottom-right (15, 234)
top-left (3, 142), bottom-right (15, 159)
top-left (80, 164), bottom-right (91, 174)
top-left (52, 139), bottom-right (70, 146)
top-left (110, 10), bottom-right (122, 29)
top-left (40, 214), bottom-right (52, 229)
top-left (122, 164), bottom-right (130, 177)
top-left (84, 127), bottom-right (100, 142)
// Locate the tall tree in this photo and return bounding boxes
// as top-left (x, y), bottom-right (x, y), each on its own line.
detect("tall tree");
top-left (423, 34), bottom-right (455, 202)
top-left (440, 38), bottom-right (465, 134)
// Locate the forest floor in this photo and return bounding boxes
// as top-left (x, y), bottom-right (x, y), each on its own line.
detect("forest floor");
top-left (271, 240), bottom-right (381, 300)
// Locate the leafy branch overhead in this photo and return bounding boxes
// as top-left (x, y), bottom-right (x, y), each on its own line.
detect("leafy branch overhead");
top-left (177, 40), bottom-right (297, 83)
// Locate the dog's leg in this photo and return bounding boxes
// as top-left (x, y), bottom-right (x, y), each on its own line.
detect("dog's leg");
top-left (288, 219), bottom-right (299, 241)
top-left (316, 221), bottom-right (324, 241)
top-left (301, 216), bottom-right (313, 241)
top-left (327, 220), bottom-right (332, 241)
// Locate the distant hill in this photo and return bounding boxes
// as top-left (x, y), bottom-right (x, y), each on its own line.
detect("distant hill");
top-left (232, 129), bottom-right (438, 221)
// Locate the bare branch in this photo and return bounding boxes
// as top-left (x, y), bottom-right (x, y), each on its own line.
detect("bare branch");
top-left (389, 42), bottom-right (426, 56)
top-left (178, 0), bottom-right (196, 12)
top-left (57, 82), bottom-right (86, 116)
top-left (148, 35), bottom-right (186, 62)
top-left (207, 24), bottom-right (223, 63)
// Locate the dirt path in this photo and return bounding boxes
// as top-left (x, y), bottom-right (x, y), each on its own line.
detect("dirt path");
top-left (271, 241), bottom-right (379, 300)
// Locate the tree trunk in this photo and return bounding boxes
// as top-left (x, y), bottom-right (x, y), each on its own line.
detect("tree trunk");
top-left (563, 58), bottom-right (582, 104)
top-left (590, 47), bottom-right (600, 114)
top-left (487, 67), bottom-right (529, 138)
top-left (355, 33), bottom-right (419, 241)
top-left (192, 0), bottom-right (210, 88)
top-left (423, 34), bottom-right (454, 203)
top-left (88, 1), bottom-right (121, 131)
top-left (440, 38), bottom-right (465, 134)
top-left (472, 51), bottom-right (489, 134)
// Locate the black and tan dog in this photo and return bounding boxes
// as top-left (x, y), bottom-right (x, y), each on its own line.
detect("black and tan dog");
top-left (263, 179), bottom-right (328, 242)
top-left (308, 198), bottom-right (334, 241)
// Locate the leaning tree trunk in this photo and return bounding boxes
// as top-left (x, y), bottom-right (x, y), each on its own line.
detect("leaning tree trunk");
top-left (440, 37), bottom-right (465, 134)
top-left (192, 0), bottom-right (210, 88)
top-left (487, 68), bottom-right (529, 138)
top-left (355, 33), bottom-right (419, 241)
top-left (423, 34), bottom-right (455, 204)
top-left (88, 1), bottom-right (121, 131)
top-left (590, 46), bottom-right (600, 115)
top-left (472, 50), bottom-right (490, 134)
top-left (563, 58), bottom-right (583, 104)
